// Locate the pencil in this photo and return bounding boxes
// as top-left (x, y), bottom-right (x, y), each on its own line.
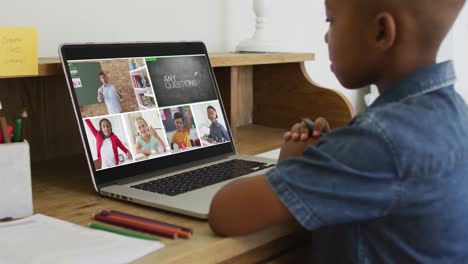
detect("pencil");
top-left (300, 117), bottom-right (324, 137)
top-left (0, 116), bottom-right (11, 143)
top-left (94, 213), bottom-right (178, 239)
top-left (89, 222), bottom-right (160, 241)
top-left (19, 108), bottom-right (27, 142)
top-left (100, 213), bottom-right (191, 239)
top-left (13, 118), bottom-right (22, 142)
top-left (106, 210), bottom-right (193, 233)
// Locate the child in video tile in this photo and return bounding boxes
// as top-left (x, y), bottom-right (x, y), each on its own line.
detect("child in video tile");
top-left (207, 105), bottom-right (230, 143)
top-left (171, 107), bottom-right (192, 149)
top-left (134, 117), bottom-right (166, 156)
top-left (85, 118), bottom-right (132, 169)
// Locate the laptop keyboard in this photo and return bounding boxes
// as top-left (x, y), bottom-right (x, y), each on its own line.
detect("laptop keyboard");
top-left (131, 159), bottom-right (274, 196)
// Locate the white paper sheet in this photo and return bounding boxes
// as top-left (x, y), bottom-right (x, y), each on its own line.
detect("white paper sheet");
top-left (0, 214), bottom-right (164, 264)
top-left (255, 148), bottom-right (280, 160)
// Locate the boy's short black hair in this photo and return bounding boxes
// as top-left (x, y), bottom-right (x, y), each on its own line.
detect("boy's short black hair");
top-left (173, 112), bottom-right (183, 120)
top-left (98, 71), bottom-right (106, 77)
top-left (207, 105), bottom-right (218, 118)
top-left (207, 105), bottom-right (217, 112)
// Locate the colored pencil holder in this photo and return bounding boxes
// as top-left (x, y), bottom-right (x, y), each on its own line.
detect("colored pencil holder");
top-left (0, 140), bottom-right (33, 219)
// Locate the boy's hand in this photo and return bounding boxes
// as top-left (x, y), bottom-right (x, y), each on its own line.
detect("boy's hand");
top-left (311, 117), bottom-right (331, 137)
top-left (97, 87), bottom-right (104, 102)
top-left (278, 139), bottom-right (309, 163)
top-left (283, 117), bottom-right (331, 142)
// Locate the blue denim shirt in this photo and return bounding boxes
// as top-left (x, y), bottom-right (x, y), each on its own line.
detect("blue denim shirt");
top-left (265, 61), bottom-right (468, 263)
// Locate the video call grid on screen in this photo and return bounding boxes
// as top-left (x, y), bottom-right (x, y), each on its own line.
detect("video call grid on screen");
top-left (68, 54), bottom-right (231, 171)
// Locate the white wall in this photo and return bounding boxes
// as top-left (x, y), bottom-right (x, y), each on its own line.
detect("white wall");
top-left (450, 3), bottom-right (468, 103)
top-left (2, 0), bottom-right (363, 112)
top-left (426, 2), bottom-right (468, 103)
top-left (0, 0), bottom-right (229, 55)
top-left (9, 1), bottom-right (466, 114)
top-left (232, 0), bottom-right (468, 111)
top-left (227, 0), bottom-right (367, 114)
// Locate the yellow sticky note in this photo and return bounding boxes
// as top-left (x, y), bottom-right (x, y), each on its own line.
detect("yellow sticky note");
top-left (0, 27), bottom-right (38, 77)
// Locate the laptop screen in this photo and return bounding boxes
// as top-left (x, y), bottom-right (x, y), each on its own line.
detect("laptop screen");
top-left (60, 43), bottom-right (235, 187)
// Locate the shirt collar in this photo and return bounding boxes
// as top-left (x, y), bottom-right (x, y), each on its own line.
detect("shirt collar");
top-left (371, 61), bottom-right (456, 107)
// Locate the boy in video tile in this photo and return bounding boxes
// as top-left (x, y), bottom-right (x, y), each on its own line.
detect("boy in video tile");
top-left (172, 106), bottom-right (192, 149)
top-left (207, 106), bottom-right (230, 143)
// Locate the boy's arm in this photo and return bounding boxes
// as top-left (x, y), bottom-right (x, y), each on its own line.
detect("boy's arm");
top-left (209, 140), bottom-right (307, 236)
top-left (209, 175), bottom-right (294, 236)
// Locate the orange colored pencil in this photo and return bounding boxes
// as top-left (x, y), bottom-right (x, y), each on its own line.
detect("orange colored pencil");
top-left (107, 214), bottom-right (191, 239)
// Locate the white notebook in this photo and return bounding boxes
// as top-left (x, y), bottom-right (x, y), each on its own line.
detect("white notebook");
top-left (0, 214), bottom-right (164, 264)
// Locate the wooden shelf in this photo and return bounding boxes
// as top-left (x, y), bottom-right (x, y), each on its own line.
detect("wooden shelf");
top-left (5, 53), bottom-right (315, 78)
top-left (0, 57), bottom-right (65, 79)
top-left (209, 52), bottom-right (314, 67)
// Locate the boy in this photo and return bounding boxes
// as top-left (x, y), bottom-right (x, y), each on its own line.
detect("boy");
top-left (209, 0), bottom-right (468, 263)
top-left (207, 105), bottom-right (230, 143)
top-left (171, 106), bottom-right (192, 149)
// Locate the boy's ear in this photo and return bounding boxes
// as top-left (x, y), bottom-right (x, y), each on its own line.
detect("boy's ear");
top-left (375, 12), bottom-right (397, 50)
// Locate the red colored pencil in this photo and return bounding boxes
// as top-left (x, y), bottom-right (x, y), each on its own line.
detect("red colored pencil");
top-left (104, 213), bottom-right (191, 239)
top-left (94, 213), bottom-right (177, 239)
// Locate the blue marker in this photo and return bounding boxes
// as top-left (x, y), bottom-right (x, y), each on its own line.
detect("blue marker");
top-left (300, 117), bottom-right (324, 137)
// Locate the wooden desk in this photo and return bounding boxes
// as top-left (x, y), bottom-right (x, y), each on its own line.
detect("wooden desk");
top-left (30, 126), bottom-right (301, 264)
top-left (32, 126), bottom-right (308, 263)
top-left (2, 53), bottom-right (352, 263)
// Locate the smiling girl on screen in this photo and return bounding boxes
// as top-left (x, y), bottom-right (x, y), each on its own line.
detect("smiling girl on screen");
top-left (134, 116), bottom-right (166, 156)
top-left (85, 118), bottom-right (132, 169)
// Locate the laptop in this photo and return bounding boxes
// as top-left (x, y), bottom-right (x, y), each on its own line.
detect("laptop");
top-left (59, 42), bottom-right (276, 219)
